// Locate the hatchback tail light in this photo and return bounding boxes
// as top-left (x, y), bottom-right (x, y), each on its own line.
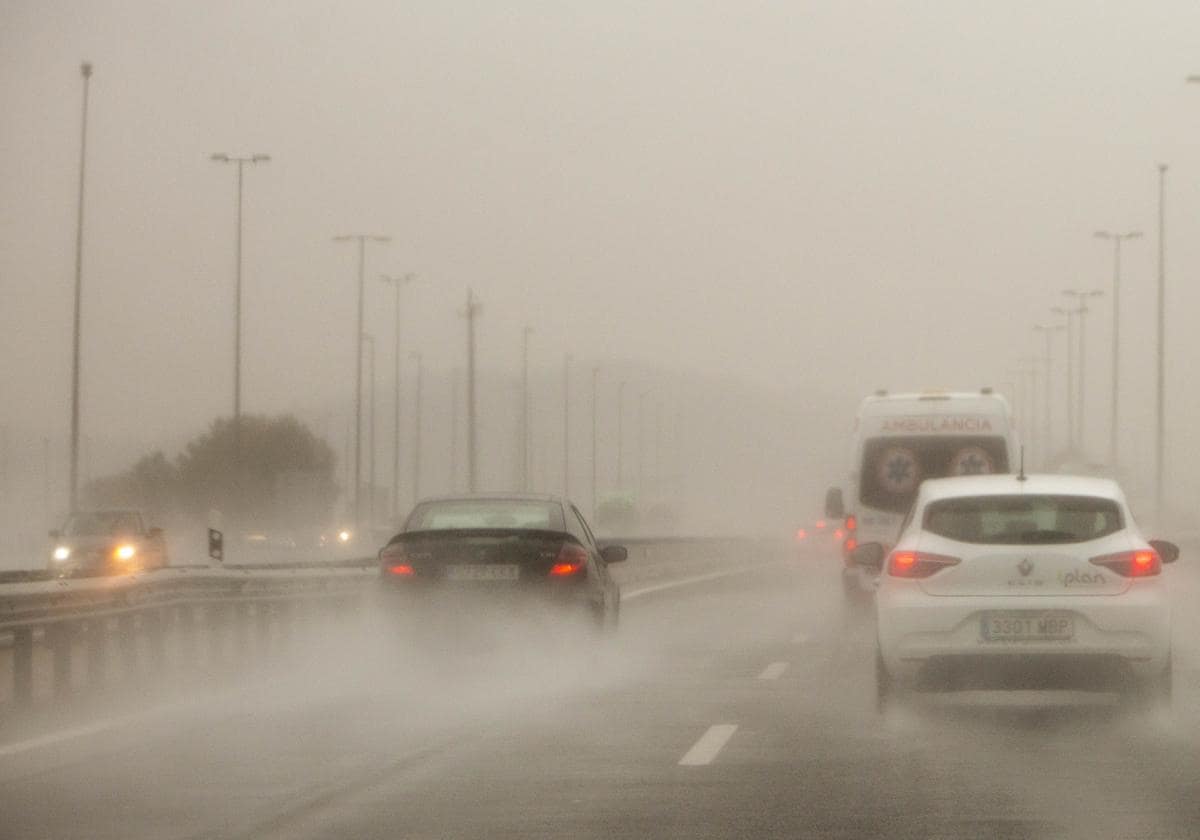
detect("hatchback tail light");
top-left (887, 550), bottom-right (960, 579)
top-left (845, 515), bottom-right (857, 532)
top-left (1090, 549), bottom-right (1160, 578)
top-left (549, 543), bottom-right (588, 577)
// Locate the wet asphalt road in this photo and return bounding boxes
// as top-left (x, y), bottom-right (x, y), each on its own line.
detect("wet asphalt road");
top-left (2, 545), bottom-right (1200, 840)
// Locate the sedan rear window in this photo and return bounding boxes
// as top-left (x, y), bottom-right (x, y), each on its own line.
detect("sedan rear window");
top-left (922, 494), bottom-right (1123, 544)
top-left (405, 500), bottom-right (562, 531)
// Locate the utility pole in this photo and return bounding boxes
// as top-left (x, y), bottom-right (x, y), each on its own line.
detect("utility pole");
top-left (68, 61), bottom-right (93, 514)
top-left (210, 152), bottom-right (270, 427)
top-left (591, 366), bottom-right (599, 520)
top-left (1155, 164), bottom-right (1168, 517)
top-left (333, 233), bottom-right (390, 527)
top-left (563, 353), bottom-right (572, 497)
top-left (1094, 230), bottom-right (1142, 469)
top-left (464, 289), bottom-right (481, 492)
top-left (411, 351), bottom-right (423, 503)
top-left (520, 326), bottom-right (533, 491)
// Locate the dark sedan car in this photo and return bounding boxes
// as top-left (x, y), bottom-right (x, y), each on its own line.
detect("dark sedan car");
top-left (377, 494), bottom-right (626, 638)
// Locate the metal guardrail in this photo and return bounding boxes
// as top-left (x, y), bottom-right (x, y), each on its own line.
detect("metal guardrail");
top-left (0, 536), bottom-right (767, 710)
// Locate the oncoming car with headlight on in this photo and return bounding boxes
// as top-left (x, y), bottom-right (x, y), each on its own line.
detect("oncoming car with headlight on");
top-left (48, 509), bottom-right (168, 577)
top-left (850, 474), bottom-right (1178, 713)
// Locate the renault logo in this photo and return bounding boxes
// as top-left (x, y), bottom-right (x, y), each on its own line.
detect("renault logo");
top-left (1017, 558), bottom-right (1034, 577)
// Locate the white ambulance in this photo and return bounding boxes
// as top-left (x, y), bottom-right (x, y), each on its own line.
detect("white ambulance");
top-left (825, 390), bottom-right (1019, 600)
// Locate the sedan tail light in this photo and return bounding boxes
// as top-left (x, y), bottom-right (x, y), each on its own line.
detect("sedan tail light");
top-left (549, 543), bottom-right (588, 577)
top-left (380, 543), bottom-right (418, 577)
top-left (1090, 549), bottom-right (1160, 578)
top-left (887, 550), bottom-right (960, 579)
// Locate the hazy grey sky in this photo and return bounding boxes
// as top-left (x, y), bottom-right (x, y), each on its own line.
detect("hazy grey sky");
top-left (4, 1), bottom-right (1200, 513)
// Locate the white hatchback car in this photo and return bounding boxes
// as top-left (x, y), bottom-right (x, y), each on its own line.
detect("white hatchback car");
top-left (850, 474), bottom-right (1179, 712)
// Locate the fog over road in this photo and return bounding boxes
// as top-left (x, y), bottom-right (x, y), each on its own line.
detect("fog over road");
top-left (2, 544), bottom-right (1199, 840)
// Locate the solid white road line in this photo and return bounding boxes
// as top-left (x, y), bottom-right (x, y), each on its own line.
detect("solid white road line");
top-left (758, 661), bottom-right (789, 680)
top-left (678, 724), bottom-right (739, 766)
top-left (623, 562), bottom-right (779, 602)
top-left (0, 714), bottom-right (138, 758)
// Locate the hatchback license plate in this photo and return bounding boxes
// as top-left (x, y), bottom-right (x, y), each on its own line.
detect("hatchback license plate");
top-left (981, 612), bottom-right (1074, 642)
top-left (444, 564), bottom-right (520, 581)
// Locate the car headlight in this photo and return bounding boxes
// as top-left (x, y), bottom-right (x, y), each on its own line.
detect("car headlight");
top-left (337, 529), bottom-right (352, 544)
top-left (53, 546), bottom-right (71, 561)
top-left (114, 543), bottom-right (136, 561)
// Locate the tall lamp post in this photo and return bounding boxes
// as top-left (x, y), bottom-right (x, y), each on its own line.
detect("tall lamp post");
top-left (334, 234), bottom-right (390, 527)
top-left (616, 380), bottom-right (628, 491)
top-left (591, 367), bottom-right (599, 519)
top-left (410, 351), bottom-right (423, 503)
top-left (563, 354), bottom-right (572, 497)
top-left (520, 326), bottom-right (533, 491)
top-left (362, 333), bottom-right (377, 531)
top-left (210, 152), bottom-right (270, 427)
top-left (1155, 164), bottom-right (1168, 517)
top-left (1033, 323), bottom-right (1065, 466)
top-left (1061, 289), bottom-right (1104, 455)
top-left (1094, 230), bottom-right (1142, 469)
top-left (380, 272), bottom-right (416, 518)
top-left (68, 61), bottom-right (93, 514)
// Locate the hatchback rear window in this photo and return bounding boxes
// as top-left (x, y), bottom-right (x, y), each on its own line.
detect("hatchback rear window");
top-left (405, 500), bottom-right (562, 531)
top-left (922, 494), bottom-right (1122, 544)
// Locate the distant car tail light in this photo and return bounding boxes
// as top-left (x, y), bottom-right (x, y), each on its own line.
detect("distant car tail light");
top-left (794, 528), bottom-right (807, 542)
top-left (845, 515), bottom-right (857, 532)
top-left (815, 519), bottom-right (826, 530)
top-left (834, 528), bottom-right (845, 540)
top-left (843, 536), bottom-right (858, 553)
top-left (887, 550), bottom-right (960, 579)
top-left (387, 564), bottom-right (415, 576)
top-left (549, 543), bottom-right (588, 577)
top-left (1090, 549), bottom-right (1161, 578)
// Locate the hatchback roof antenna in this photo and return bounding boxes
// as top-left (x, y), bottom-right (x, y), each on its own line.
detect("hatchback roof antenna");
top-left (1017, 446), bottom-right (1027, 482)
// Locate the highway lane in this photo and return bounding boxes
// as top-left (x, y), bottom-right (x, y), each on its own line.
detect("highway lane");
top-left (2, 545), bottom-right (1200, 839)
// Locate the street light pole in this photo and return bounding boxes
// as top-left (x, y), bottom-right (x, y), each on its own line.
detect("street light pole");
top-left (1033, 323), bottom-right (1065, 466)
top-left (380, 272), bottom-right (416, 518)
top-left (1061, 289), bottom-right (1103, 456)
top-left (591, 366), bottom-right (599, 520)
top-left (1094, 230), bottom-right (1142, 469)
top-left (1051, 306), bottom-right (1076, 451)
top-left (210, 152), bottom-right (270, 426)
top-left (362, 333), bottom-right (377, 531)
top-left (464, 288), bottom-right (482, 493)
top-left (616, 380), bottom-right (627, 491)
top-left (1155, 164), bottom-right (1168, 517)
top-left (520, 326), bottom-right (533, 491)
top-left (334, 233), bottom-right (390, 528)
top-left (68, 61), bottom-right (93, 514)
top-left (411, 351), bottom-right (423, 503)
top-left (563, 354), bottom-right (572, 497)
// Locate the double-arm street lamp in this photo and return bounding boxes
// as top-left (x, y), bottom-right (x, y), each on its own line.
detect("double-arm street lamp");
top-left (334, 234), bottom-right (390, 527)
top-left (210, 153), bottom-right (270, 427)
top-left (1094, 230), bottom-right (1141, 469)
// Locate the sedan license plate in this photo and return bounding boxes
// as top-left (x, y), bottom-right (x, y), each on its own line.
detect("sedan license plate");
top-left (444, 564), bottom-right (520, 582)
top-left (981, 612), bottom-right (1074, 642)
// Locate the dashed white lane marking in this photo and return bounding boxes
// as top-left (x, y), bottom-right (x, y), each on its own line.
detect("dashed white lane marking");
top-left (623, 563), bottom-right (778, 602)
top-left (758, 661), bottom-right (789, 680)
top-left (0, 714), bottom-right (138, 758)
top-left (678, 724), bottom-right (739, 766)
top-left (791, 632), bottom-right (809, 645)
